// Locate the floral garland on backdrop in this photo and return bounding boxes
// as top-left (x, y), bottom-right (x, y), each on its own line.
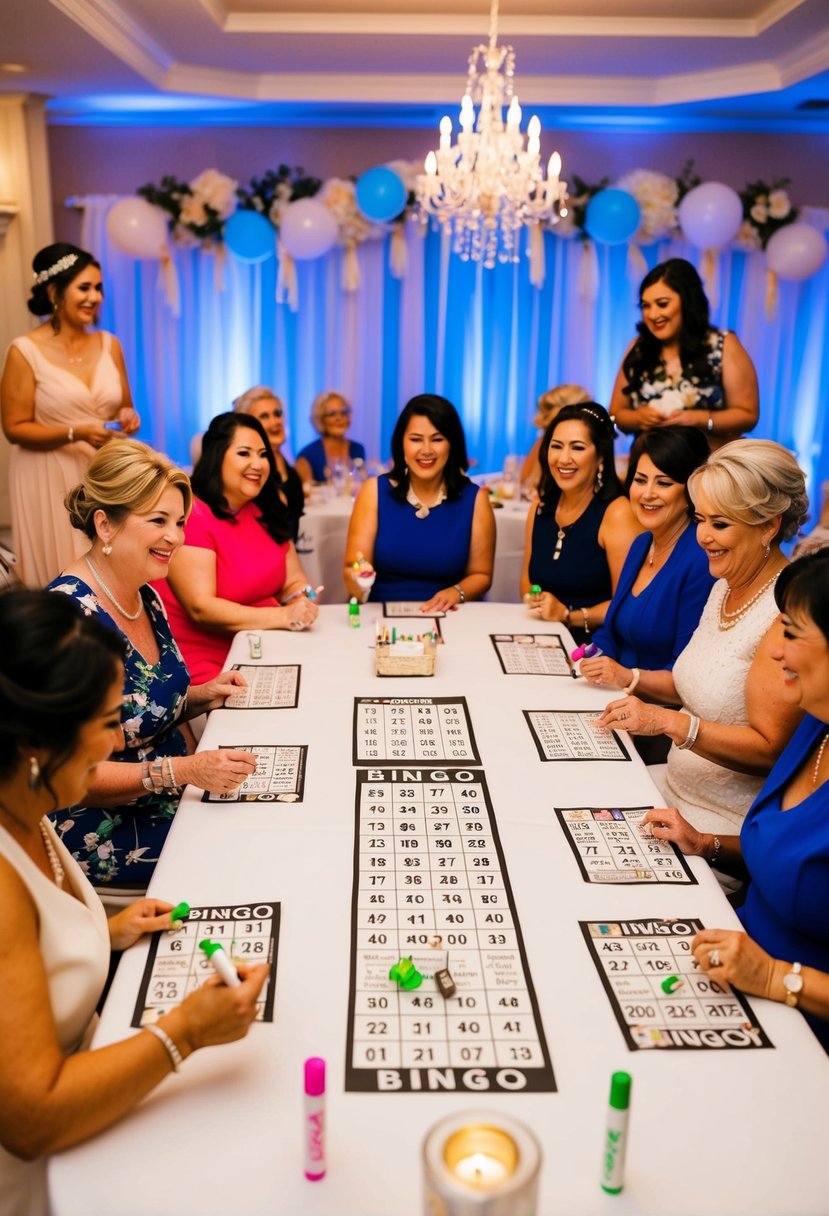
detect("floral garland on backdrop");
top-left (107, 158), bottom-right (824, 314)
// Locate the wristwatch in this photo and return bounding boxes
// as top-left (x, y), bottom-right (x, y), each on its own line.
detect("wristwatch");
top-left (783, 961), bottom-right (803, 1007)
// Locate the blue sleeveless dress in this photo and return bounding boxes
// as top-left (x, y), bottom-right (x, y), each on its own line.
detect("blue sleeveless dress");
top-left (528, 496), bottom-right (614, 609)
top-left (370, 475), bottom-right (479, 602)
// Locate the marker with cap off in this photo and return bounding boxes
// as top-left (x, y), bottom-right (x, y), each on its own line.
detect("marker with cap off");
top-left (304, 1057), bottom-right (326, 1181)
top-left (199, 940), bottom-right (241, 988)
top-left (600, 1071), bottom-right (632, 1194)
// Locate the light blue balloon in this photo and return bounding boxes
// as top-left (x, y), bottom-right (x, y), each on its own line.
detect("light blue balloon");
top-left (224, 209), bottom-right (275, 263)
top-left (355, 166), bottom-right (408, 223)
top-left (584, 188), bottom-right (641, 246)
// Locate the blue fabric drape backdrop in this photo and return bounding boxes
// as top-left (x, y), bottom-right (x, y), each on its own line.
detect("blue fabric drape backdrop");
top-left (80, 196), bottom-right (829, 517)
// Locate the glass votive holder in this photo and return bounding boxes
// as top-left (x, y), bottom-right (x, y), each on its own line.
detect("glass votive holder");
top-left (423, 1110), bottom-right (542, 1215)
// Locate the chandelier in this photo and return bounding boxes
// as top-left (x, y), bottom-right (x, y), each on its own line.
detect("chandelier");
top-left (415, 0), bottom-right (568, 269)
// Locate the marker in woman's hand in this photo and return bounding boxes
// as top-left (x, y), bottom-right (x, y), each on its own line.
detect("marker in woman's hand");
top-left (199, 940), bottom-right (241, 987)
top-left (572, 643), bottom-right (602, 662)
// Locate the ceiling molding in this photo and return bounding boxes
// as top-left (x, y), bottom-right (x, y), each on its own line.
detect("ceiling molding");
top-left (48, 0), bottom-right (171, 87)
top-left (776, 23), bottom-right (829, 85)
top-left (755, 0), bottom-right (810, 35)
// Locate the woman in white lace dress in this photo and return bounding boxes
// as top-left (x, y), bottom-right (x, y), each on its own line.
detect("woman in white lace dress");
top-left (596, 440), bottom-right (808, 837)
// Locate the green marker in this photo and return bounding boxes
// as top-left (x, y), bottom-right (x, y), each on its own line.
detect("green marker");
top-left (661, 975), bottom-right (684, 994)
top-left (389, 957), bottom-right (423, 990)
top-left (600, 1071), bottom-right (631, 1194)
top-left (169, 901), bottom-right (190, 930)
top-left (530, 584), bottom-right (542, 595)
top-left (348, 597), bottom-right (361, 629)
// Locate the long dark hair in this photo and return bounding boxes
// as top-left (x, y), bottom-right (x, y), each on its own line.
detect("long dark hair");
top-left (775, 549), bottom-right (829, 644)
top-left (0, 589), bottom-right (125, 805)
top-left (622, 258), bottom-right (713, 401)
top-left (388, 394), bottom-right (471, 503)
top-left (191, 413), bottom-right (291, 544)
top-left (28, 243), bottom-right (101, 321)
top-left (625, 426), bottom-right (710, 514)
top-left (537, 402), bottom-right (622, 511)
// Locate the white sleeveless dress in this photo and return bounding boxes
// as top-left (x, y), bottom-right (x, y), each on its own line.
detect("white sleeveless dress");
top-left (656, 578), bottom-right (780, 836)
top-left (0, 820), bottom-right (110, 1216)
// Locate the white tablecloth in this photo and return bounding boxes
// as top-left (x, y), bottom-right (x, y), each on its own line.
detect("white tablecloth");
top-left (49, 605), bottom-right (829, 1216)
top-left (296, 493), bottom-right (527, 602)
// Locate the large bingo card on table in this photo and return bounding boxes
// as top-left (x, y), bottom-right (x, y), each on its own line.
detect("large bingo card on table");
top-left (202, 744), bottom-right (308, 802)
top-left (353, 697), bottom-right (480, 766)
top-left (345, 768), bottom-right (556, 1093)
top-left (131, 902), bottom-right (279, 1027)
top-left (523, 710), bottom-right (631, 761)
top-left (556, 807), bottom-right (696, 884)
top-left (490, 633), bottom-right (572, 676)
top-left (226, 664), bottom-right (300, 709)
top-left (581, 917), bottom-right (772, 1051)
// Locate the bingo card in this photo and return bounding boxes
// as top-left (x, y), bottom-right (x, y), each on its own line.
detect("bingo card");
top-left (384, 602), bottom-right (445, 619)
top-left (490, 633), bottom-right (572, 676)
top-left (346, 767), bottom-right (556, 1093)
top-left (556, 807), bottom-right (696, 884)
top-left (523, 710), bottom-right (631, 762)
top-left (582, 917), bottom-right (772, 1051)
top-left (202, 744), bottom-right (308, 802)
top-left (226, 664), bottom-right (300, 709)
top-left (131, 902), bottom-right (279, 1027)
top-left (353, 697), bottom-right (480, 766)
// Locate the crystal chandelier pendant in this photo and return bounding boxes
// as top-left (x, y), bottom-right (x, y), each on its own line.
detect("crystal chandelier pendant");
top-left (415, 0), bottom-right (568, 269)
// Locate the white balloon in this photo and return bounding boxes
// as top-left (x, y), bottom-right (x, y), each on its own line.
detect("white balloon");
top-left (678, 182), bottom-right (743, 250)
top-left (279, 199), bottom-right (338, 260)
top-left (766, 222), bottom-right (828, 281)
top-left (106, 198), bottom-right (169, 259)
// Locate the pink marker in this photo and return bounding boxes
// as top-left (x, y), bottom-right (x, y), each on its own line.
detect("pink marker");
top-left (304, 1057), bottom-right (326, 1181)
top-left (571, 642), bottom-right (602, 662)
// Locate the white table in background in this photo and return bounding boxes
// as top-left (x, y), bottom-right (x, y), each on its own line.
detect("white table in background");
top-left (296, 495), bottom-right (527, 603)
top-left (49, 605), bottom-right (829, 1216)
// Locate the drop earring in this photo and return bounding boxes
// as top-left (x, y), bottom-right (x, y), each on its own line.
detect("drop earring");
top-left (28, 756), bottom-right (42, 792)
top-left (595, 466), bottom-right (604, 494)
top-left (51, 301), bottom-right (60, 335)
top-left (102, 543), bottom-right (113, 556)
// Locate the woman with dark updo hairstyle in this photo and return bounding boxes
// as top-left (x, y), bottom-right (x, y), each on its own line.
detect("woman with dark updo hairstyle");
top-left (609, 257), bottom-right (759, 451)
top-left (0, 243), bottom-right (139, 586)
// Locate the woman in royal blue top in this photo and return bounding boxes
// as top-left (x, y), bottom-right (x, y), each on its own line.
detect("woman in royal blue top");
top-left (642, 550), bottom-right (829, 1051)
top-left (344, 394), bottom-right (495, 611)
top-left (581, 427), bottom-right (713, 701)
top-left (520, 402), bottom-right (641, 645)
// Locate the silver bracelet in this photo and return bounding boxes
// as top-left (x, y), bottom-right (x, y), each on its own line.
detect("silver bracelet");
top-left (453, 584), bottom-right (465, 604)
top-left (708, 835), bottom-right (722, 866)
top-left (677, 713), bottom-right (701, 750)
top-left (623, 667), bottom-right (641, 694)
top-left (67, 425), bottom-right (75, 443)
top-left (144, 1023), bottom-right (183, 1072)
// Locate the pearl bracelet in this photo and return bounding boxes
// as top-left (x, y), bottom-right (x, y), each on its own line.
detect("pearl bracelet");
top-left (144, 1023), bottom-right (183, 1073)
top-left (623, 667), bottom-right (640, 694)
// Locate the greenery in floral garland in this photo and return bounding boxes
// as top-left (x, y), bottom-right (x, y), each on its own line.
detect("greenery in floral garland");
top-left (138, 169), bottom-right (238, 247)
top-left (565, 174), bottom-right (609, 240)
top-left (236, 166), bottom-right (322, 218)
top-left (737, 177), bottom-right (798, 251)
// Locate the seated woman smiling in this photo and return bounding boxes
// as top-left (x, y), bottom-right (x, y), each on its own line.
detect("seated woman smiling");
top-left (157, 412), bottom-right (318, 682)
top-left (344, 394), bottom-right (495, 612)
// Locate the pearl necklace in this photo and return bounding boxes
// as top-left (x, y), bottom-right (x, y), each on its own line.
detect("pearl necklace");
top-left (406, 483), bottom-right (446, 520)
top-left (647, 518), bottom-right (688, 567)
top-left (85, 556), bottom-right (143, 621)
top-left (717, 571), bottom-right (780, 632)
top-left (813, 732), bottom-right (829, 788)
top-left (39, 819), bottom-right (65, 888)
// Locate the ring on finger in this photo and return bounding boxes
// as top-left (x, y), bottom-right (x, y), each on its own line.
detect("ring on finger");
top-left (708, 948), bottom-right (721, 969)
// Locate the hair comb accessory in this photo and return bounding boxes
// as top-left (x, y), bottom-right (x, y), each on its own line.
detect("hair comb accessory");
top-left (34, 253), bottom-right (79, 285)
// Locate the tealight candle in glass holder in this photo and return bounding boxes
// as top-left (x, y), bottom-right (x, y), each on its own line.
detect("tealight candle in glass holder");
top-left (423, 1110), bottom-right (542, 1215)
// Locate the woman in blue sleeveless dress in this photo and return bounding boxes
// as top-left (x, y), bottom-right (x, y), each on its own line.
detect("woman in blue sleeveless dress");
top-left (520, 402), bottom-right (641, 645)
top-left (344, 394), bottom-right (495, 611)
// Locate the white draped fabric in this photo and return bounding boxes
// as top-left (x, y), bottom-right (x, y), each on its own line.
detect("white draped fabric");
top-left (79, 195), bottom-right (829, 514)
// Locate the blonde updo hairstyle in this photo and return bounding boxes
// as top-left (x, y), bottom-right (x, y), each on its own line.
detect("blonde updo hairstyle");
top-left (310, 389), bottom-right (350, 436)
top-left (65, 439), bottom-right (193, 541)
top-left (688, 439), bottom-right (808, 543)
top-left (233, 385), bottom-right (282, 415)
top-left (533, 384), bottom-right (591, 431)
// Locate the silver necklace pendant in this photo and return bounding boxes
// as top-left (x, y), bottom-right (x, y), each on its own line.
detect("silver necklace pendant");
top-left (552, 527), bottom-right (565, 561)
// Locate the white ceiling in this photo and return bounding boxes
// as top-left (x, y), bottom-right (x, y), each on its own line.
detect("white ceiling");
top-left (1, 0), bottom-right (829, 127)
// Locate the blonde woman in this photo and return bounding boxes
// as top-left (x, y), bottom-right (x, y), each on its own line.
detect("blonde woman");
top-left (295, 389), bottom-right (366, 486)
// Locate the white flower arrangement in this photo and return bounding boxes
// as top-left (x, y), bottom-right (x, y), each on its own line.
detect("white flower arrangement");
top-left (615, 169), bottom-right (679, 244)
top-left (737, 178), bottom-right (798, 250)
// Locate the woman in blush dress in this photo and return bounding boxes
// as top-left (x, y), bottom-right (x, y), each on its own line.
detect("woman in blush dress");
top-left (1, 243), bottom-right (138, 586)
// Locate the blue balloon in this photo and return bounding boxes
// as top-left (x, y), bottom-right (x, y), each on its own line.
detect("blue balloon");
top-left (224, 209), bottom-right (275, 263)
top-left (355, 166), bottom-right (408, 223)
top-left (584, 188), bottom-right (641, 246)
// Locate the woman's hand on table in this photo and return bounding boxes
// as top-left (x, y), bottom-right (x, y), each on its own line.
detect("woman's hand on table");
top-left (421, 586), bottom-right (463, 613)
top-left (107, 898), bottom-right (177, 952)
top-left (640, 806), bottom-right (707, 856)
top-left (523, 589), bottom-right (567, 623)
top-left (594, 694), bottom-right (672, 736)
top-left (176, 748), bottom-right (257, 793)
top-left (580, 656), bottom-right (632, 689)
top-left (692, 929), bottom-right (775, 1000)
top-left (281, 596), bottom-right (319, 631)
top-left (164, 963), bottom-right (271, 1055)
top-left (191, 668), bottom-right (248, 713)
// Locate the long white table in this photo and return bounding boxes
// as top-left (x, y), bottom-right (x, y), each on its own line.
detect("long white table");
top-left (49, 605), bottom-right (829, 1216)
top-left (296, 494), bottom-right (527, 602)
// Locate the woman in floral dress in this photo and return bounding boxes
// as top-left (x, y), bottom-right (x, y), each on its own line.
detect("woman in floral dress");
top-left (609, 258), bottom-right (759, 451)
top-left (48, 439), bottom-right (257, 898)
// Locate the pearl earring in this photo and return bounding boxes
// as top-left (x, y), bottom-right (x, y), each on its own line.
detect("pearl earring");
top-left (102, 543), bottom-right (113, 556)
top-left (28, 755), bottom-right (42, 792)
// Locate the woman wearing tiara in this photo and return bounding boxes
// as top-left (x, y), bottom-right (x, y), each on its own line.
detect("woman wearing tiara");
top-left (0, 243), bottom-right (138, 587)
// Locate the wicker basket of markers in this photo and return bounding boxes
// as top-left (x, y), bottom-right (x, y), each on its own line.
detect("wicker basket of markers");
top-left (375, 631), bottom-right (438, 677)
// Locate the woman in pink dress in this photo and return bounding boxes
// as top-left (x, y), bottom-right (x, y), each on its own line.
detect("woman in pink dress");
top-left (0, 243), bottom-right (139, 586)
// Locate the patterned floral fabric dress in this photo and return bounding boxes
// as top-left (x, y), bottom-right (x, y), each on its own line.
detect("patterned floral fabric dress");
top-left (47, 575), bottom-right (190, 890)
top-left (629, 328), bottom-right (727, 417)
